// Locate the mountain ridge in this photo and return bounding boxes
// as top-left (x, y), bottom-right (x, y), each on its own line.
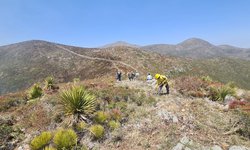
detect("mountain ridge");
top-left (1, 39), bottom-right (250, 95)
top-left (142, 38), bottom-right (250, 59)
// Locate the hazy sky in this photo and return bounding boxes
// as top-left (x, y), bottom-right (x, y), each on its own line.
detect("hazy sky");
top-left (1, 0), bottom-right (250, 47)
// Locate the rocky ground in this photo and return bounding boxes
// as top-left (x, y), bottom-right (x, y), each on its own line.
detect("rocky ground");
top-left (99, 80), bottom-right (250, 150)
top-left (1, 78), bottom-right (249, 150)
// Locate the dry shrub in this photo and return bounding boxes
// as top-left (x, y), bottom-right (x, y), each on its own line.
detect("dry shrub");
top-left (229, 100), bottom-right (247, 109)
top-left (20, 105), bottom-right (51, 130)
top-left (175, 76), bottom-right (209, 97)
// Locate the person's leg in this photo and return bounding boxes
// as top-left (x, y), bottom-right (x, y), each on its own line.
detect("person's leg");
top-left (166, 84), bottom-right (170, 94)
top-left (158, 85), bottom-right (163, 95)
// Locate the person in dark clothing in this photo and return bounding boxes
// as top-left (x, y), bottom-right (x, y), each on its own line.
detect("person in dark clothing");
top-left (116, 71), bottom-right (122, 81)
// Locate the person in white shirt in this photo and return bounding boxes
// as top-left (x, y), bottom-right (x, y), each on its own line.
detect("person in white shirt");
top-left (147, 73), bottom-right (153, 81)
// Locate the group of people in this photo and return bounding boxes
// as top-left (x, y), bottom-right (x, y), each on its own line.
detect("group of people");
top-left (116, 71), bottom-right (139, 81)
top-left (127, 71), bottom-right (140, 81)
top-left (116, 70), bottom-right (170, 95)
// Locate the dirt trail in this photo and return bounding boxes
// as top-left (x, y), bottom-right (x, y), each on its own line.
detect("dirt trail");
top-left (56, 45), bottom-right (137, 71)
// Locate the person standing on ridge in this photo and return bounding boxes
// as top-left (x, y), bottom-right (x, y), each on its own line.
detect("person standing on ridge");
top-left (116, 70), bottom-right (122, 81)
top-left (146, 73), bottom-right (153, 81)
top-left (155, 73), bottom-right (169, 95)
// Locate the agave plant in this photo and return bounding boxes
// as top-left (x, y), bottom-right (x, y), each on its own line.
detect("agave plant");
top-left (60, 85), bottom-right (96, 123)
top-left (28, 83), bottom-right (43, 99)
top-left (45, 76), bottom-right (54, 90)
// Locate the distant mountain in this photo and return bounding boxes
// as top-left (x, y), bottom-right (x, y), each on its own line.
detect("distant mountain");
top-left (101, 41), bottom-right (139, 48)
top-left (142, 38), bottom-right (250, 59)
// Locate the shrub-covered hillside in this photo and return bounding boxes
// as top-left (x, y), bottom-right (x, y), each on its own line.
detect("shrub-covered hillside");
top-left (0, 76), bottom-right (249, 150)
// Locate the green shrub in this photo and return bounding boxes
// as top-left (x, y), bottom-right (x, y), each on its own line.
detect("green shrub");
top-left (201, 76), bottom-right (212, 83)
top-left (94, 111), bottom-right (109, 124)
top-left (45, 76), bottom-right (54, 90)
top-left (108, 120), bottom-right (121, 130)
top-left (28, 84), bottom-right (43, 99)
top-left (227, 81), bottom-right (236, 89)
top-left (89, 124), bottom-right (105, 139)
top-left (59, 86), bottom-right (96, 122)
top-left (75, 121), bottom-right (87, 132)
top-left (116, 101), bottom-right (127, 111)
top-left (53, 129), bottom-right (77, 150)
top-left (73, 78), bottom-right (80, 84)
top-left (30, 131), bottom-right (52, 150)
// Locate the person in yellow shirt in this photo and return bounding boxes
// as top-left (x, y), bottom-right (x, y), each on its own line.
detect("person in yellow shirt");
top-left (155, 74), bottom-right (169, 95)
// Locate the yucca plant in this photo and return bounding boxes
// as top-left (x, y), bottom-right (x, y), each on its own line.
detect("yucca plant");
top-left (209, 85), bottom-right (236, 101)
top-left (45, 76), bottom-right (54, 90)
top-left (30, 131), bottom-right (52, 150)
top-left (28, 83), bottom-right (43, 99)
top-left (218, 85), bottom-right (236, 101)
top-left (53, 129), bottom-right (77, 150)
top-left (59, 85), bottom-right (96, 123)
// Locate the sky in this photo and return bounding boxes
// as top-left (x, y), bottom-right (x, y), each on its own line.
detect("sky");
top-left (1, 0), bottom-right (250, 48)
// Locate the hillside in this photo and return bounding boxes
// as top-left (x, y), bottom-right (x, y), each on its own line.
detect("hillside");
top-left (142, 38), bottom-right (250, 59)
top-left (1, 40), bottom-right (250, 95)
top-left (0, 41), bottom-right (186, 95)
top-left (0, 40), bottom-right (115, 95)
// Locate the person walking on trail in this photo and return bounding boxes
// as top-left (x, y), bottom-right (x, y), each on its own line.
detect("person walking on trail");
top-left (127, 71), bottom-right (134, 81)
top-left (135, 71), bottom-right (139, 79)
top-left (116, 70), bottom-right (122, 81)
top-left (155, 73), bottom-right (169, 95)
top-left (146, 73), bottom-right (153, 81)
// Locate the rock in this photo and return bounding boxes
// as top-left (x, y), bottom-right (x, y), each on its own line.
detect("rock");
top-left (229, 146), bottom-right (250, 150)
top-left (157, 110), bottom-right (178, 123)
top-left (224, 95), bottom-right (235, 104)
top-left (172, 143), bottom-right (184, 150)
top-left (16, 144), bottom-right (30, 150)
top-left (180, 136), bottom-right (189, 145)
top-left (172, 115), bottom-right (179, 123)
top-left (210, 145), bottom-right (222, 150)
top-left (157, 110), bottom-right (172, 123)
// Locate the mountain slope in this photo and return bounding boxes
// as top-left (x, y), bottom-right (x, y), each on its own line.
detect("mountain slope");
top-left (1, 40), bottom-right (250, 95)
top-left (0, 40), bottom-right (115, 95)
